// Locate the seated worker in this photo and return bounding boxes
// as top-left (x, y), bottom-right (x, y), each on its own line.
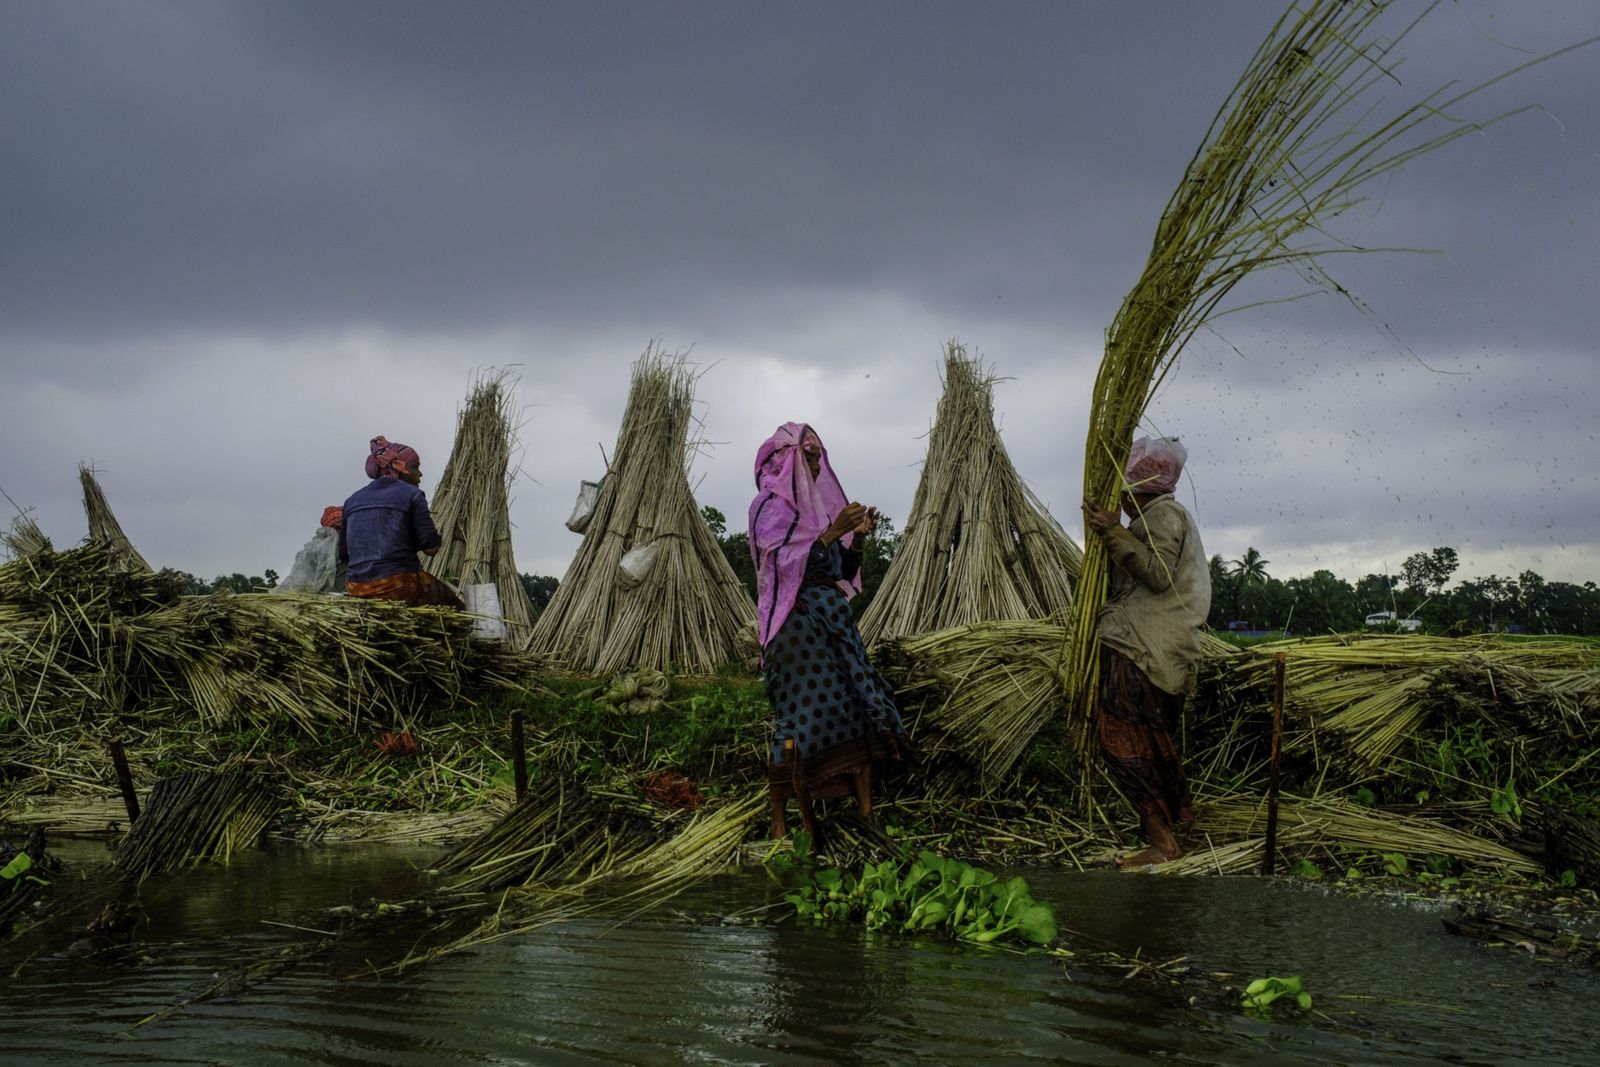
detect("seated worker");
top-left (339, 436), bottom-right (464, 607)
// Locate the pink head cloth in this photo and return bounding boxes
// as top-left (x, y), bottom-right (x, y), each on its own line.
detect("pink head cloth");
top-left (366, 436), bottom-right (420, 480)
top-left (1124, 436), bottom-right (1187, 496)
top-left (748, 422), bottom-right (859, 649)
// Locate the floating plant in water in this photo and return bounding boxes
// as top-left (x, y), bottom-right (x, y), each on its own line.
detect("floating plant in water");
top-left (1241, 975), bottom-right (1313, 1018)
top-left (768, 832), bottom-right (1057, 947)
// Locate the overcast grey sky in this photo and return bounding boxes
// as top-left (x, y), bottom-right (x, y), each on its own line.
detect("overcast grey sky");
top-left (3, 1), bottom-right (1597, 587)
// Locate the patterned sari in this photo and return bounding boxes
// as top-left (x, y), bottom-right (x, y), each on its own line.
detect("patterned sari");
top-left (764, 541), bottom-right (915, 805)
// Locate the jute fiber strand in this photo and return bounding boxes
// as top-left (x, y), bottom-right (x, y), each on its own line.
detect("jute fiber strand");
top-left (1165, 793), bottom-right (1541, 877)
top-left (79, 464), bottom-right (151, 572)
top-left (528, 345), bottom-right (756, 673)
top-left (858, 342), bottom-right (1081, 648)
top-left (1062, 0), bottom-right (1585, 746)
top-left (424, 372), bottom-right (538, 645)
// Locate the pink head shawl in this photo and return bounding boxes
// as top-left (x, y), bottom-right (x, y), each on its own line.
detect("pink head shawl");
top-left (1124, 436), bottom-right (1186, 495)
top-left (748, 422), bottom-right (859, 649)
top-left (366, 436), bottom-right (420, 480)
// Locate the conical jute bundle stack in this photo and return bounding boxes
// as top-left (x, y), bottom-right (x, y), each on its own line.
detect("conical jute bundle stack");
top-left (857, 342), bottom-right (1081, 648)
top-left (424, 372), bottom-right (538, 645)
top-left (79, 464), bottom-right (151, 572)
top-left (529, 344), bottom-right (756, 673)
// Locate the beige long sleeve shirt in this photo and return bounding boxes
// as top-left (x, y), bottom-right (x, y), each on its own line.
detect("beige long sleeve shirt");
top-left (1095, 495), bottom-right (1211, 695)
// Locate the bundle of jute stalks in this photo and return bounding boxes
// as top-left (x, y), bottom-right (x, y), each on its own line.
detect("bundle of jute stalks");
top-left (529, 345), bottom-right (756, 673)
top-left (1061, 0), bottom-right (1575, 747)
top-left (79, 464), bottom-right (150, 572)
top-left (112, 767), bottom-right (278, 879)
top-left (424, 372), bottom-right (538, 645)
top-left (858, 343), bottom-right (1081, 648)
top-left (878, 618), bottom-right (1073, 783)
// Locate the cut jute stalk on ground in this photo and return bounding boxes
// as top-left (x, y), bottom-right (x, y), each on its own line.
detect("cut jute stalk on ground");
top-left (1166, 793), bottom-right (1542, 878)
top-left (384, 787), bottom-right (765, 974)
top-left (858, 342), bottom-right (1081, 648)
top-left (879, 618), bottom-right (1075, 784)
top-left (0, 542), bottom-right (539, 742)
top-left (1197, 634), bottom-right (1600, 770)
top-left (529, 344), bottom-right (756, 673)
top-left (423, 371), bottom-right (539, 646)
top-left (1062, 0), bottom-right (1592, 748)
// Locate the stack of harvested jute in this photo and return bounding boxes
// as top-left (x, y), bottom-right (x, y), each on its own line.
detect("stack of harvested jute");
top-left (859, 342), bottom-right (1080, 648)
top-left (424, 372), bottom-right (538, 645)
top-left (529, 345), bottom-right (756, 673)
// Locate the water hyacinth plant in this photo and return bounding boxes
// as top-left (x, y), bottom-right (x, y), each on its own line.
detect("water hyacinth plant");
top-left (1241, 974), bottom-right (1313, 1018)
top-left (773, 834), bottom-right (1058, 947)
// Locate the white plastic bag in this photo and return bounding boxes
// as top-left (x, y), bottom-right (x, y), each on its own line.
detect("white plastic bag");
top-left (565, 479), bottom-right (604, 533)
top-left (279, 526), bottom-right (341, 593)
top-left (462, 582), bottom-right (508, 641)
top-left (617, 541), bottom-right (660, 588)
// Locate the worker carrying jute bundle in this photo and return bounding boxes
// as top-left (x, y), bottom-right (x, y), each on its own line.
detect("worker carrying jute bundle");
top-left (339, 436), bottom-right (464, 608)
top-left (1082, 436), bottom-right (1211, 868)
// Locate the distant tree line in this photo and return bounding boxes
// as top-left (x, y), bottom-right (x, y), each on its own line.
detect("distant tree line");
top-left (177, 531), bottom-right (1592, 638)
top-left (1208, 545), bottom-right (1600, 636)
top-left (163, 569), bottom-right (281, 594)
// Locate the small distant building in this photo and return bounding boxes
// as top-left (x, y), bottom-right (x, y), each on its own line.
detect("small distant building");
top-left (1364, 610), bottom-right (1421, 632)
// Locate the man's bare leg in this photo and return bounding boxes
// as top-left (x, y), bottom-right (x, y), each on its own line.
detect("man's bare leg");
top-left (1116, 812), bottom-right (1184, 867)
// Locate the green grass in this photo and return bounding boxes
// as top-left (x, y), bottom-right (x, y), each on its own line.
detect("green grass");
top-left (498, 671), bottom-right (772, 787)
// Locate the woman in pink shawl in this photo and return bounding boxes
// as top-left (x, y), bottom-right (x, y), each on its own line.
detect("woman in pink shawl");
top-left (749, 422), bottom-right (915, 839)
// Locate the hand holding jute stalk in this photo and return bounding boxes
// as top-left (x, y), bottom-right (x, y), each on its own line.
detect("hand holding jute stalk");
top-left (1062, 0), bottom-right (1596, 749)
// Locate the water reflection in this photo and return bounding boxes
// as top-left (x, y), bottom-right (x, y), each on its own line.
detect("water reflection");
top-left (3, 849), bottom-right (1598, 1066)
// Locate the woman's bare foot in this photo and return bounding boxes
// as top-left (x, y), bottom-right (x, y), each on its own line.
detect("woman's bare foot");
top-left (1114, 843), bottom-right (1183, 868)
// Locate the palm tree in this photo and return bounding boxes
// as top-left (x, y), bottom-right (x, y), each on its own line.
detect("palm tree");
top-left (1227, 547), bottom-right (1270, 623)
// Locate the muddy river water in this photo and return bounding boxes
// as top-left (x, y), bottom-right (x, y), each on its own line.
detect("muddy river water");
top-left (3, 842), bottom-right (1595, 1065)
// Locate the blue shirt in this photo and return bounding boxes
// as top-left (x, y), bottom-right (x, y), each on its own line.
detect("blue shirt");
top-left (338, 478), bottom-right (442, 583)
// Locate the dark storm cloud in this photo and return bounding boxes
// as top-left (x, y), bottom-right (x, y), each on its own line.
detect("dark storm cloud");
top-left (0, 0), bottom-right (1466, 343)
top-left (1, 1), bottom-right (1596, 582)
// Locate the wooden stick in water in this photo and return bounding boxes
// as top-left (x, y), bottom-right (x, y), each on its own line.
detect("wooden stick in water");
top-left (109, 738), bottom-right (141, 824)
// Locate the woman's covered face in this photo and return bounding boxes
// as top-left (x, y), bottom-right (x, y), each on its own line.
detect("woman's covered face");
top-left (801, 434), bottom-right (823, 478)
